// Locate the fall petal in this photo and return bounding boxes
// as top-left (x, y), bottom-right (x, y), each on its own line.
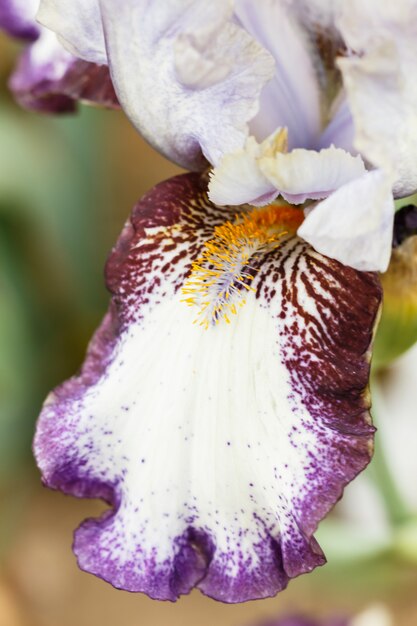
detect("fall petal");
top-left (35, 173), bottom-right (380, 602)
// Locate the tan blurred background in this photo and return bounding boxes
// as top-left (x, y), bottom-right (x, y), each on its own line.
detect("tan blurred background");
top-left (1, 33), bottom-right (417, 626)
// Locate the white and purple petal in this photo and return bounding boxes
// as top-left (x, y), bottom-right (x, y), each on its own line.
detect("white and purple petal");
top-left (35, 173), bottom-right (381, 602)
top-left (0, 0), bottom-right (39, 40)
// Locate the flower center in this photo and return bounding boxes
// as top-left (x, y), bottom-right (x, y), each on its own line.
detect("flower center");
top-left (181, 204), bottom-right (303, 328)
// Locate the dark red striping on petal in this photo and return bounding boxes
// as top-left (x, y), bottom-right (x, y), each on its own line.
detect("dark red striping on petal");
top-left (34, 173), bottom-right (382, 603)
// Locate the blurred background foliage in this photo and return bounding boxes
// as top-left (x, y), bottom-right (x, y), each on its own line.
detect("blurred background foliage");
top-left (1, 32), bottom-right (417, 626)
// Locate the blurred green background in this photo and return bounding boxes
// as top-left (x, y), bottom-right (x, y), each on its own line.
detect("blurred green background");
top-left (1, 33), bottom-right (417, 626)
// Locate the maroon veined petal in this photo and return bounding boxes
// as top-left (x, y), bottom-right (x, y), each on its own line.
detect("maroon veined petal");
top-left (34, 173), bottom-right (381, 603)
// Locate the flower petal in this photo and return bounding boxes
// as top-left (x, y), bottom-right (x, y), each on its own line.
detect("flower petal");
top-left (37, 0), bottom-right (106, 64)
top-left (35, 174), bottom-right (381, 602)
top-left (9, 29), bottom-right (118, 113)
top-left (101, 0), bottom-right (274, 169)
top-left (337, 0), bottom-right (417, 197)
top-left (259, 146), bottom-right (366, 205)
top-left (235, 0), bottom-right (321, 149)
top-left (298, 170), bottom-right (395, 272)
top-left (39, 0), bottom-right (274, 170)
top-left (318, 95), bottom-right (356, 154)
top-left (208, 136), bottom-right (276, 207)
top-left (0, 0), bottom-right (39, 40)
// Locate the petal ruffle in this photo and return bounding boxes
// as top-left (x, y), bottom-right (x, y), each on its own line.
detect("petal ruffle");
top-left (38, 0), bottom-right (274, 170)
top-left (298, 170), bottom-right (395, 272)
top-left (209, 140), bottom-right (365, 208)
top-left (35, 173), bottom-right (381, 602)
top-left (259, 146), bottom-right (365, 205)
top-left (0, 0), bottom-right (39, 40)
top-left (337, 0), bottom-right (417, 197)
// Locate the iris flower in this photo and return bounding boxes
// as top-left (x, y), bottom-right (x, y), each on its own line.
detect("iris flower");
top-left (35, 0), bottom-right (417, 270)
top-left (0, 0), bottom-right (118, 112)
top-left (20, 0), bottom-right (417, 604)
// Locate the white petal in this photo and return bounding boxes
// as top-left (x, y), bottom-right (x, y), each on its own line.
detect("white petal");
top-left (100, 0), bottom-right (274, 170)
top-left (337, 0), bottom-right (417, 197)
top-left (208, 136), bottom-right (276, 206)
top-left (37, 0), bottom-right (106, 64)
top-left (235, 0), bottom-right (321, 149)
top-left (259, 146), bottom-right (366, 204)
top-left (298, 170), bottom-right (395, 272)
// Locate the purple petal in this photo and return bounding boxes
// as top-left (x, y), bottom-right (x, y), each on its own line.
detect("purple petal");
top-left (35, 174), bottom-right (381, 603)
top-left (0, 0), bottom-right (39, 40)
top-left (9, 30), bottom-right (118, 113)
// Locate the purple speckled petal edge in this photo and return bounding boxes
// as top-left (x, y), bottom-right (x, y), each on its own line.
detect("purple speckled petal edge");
top-left (34, 173), bottom-right (381, 603)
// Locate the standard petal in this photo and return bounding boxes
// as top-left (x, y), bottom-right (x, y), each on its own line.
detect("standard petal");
top-left (337, 0), bottom-right (417, 197)
top-left (0, 0), bottom-right (39, 40)
top-left (259, 146), bottom-right (366, 205)
top-left (98, 0), bottom-right (274, 170)
top-left (235, 0), bottom-right (321, 149)
top-left (9, 29), bottom-right (118, 113)
top-left (37, 0), bottom-right (106, 64)
top-left (298, 170), bottom-right (395, 272)
top-left (318, 95), bottom-right (356, 154)
top-left (35, 174), bottom-right (381, 602)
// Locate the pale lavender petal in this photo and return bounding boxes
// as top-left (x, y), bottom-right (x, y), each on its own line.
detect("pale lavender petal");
top-left (235, 0), bottom-right (321, 149)
top-left (35, 173), bottom-right (380, 602)
top-left (39, 0), bottom-right (274, 170)
top-left (99, 0), bottom-right (274, 170)
top-left (318, 96), bottom-right (356, 154)
top-left (37, 0), bottom-right (106, 64)
top-left (337, 0), bottom-right (417, 197)
top-left (0, 0), bottom-right (39, 40)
